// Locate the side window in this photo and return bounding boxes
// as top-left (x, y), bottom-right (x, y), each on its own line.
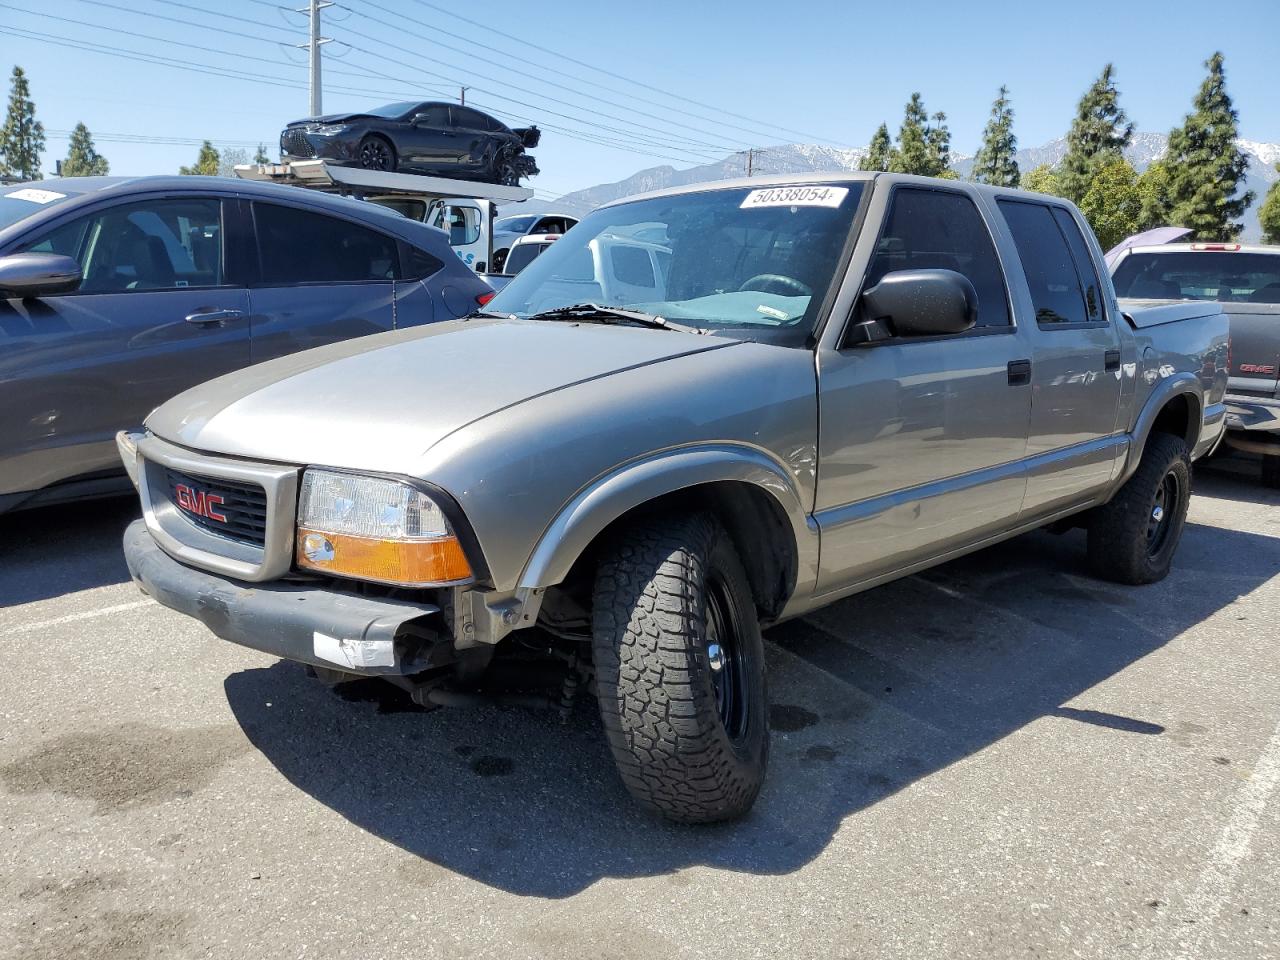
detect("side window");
top-left (420, 105), bottom-right (451, 127)
top-left (610, 245), bottom-right (656, 287)
top-left (439, 205), bottom-right (480, 246)
top-left (453, 108), bottom-right (487, 130)
top-left (997, 200), bottom-right (1088, 326)
top-left (254, 203), bottom-right (401, 284)
top-left (1051, 207), bottom-right (1103, 321)
top-left (867, 188), bottom-right (1010, 328)
top-left (24, 197), bottom-right (225, 293)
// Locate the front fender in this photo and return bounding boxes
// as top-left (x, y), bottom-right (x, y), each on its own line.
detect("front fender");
top-left (1119, 372), bottom-right (1203, 484)
top-left (517, 443), bottom-right (819, 598)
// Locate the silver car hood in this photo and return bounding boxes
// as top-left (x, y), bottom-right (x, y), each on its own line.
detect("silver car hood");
top-left (146, 317), bottom-right (736, 473)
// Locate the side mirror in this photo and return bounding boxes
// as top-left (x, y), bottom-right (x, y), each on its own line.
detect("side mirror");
top-left (0, 252), bottom-right (83, 298)
top-left (411, 113), bottom-right (431, 126)
top-left (851, 268), bottom-right (977, 344)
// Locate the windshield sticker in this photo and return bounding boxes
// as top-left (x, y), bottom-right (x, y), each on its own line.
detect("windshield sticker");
top-left (4, 188), bottom-right (66, 204)
top-left (756, 304), bottom-right (790, 321)
top-left (741, 186), bottom-right (848, 210)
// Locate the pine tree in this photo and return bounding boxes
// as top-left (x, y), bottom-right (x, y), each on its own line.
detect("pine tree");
top-left (0, 66), bottom-right (46, 181)
top-left (253, 143), bottom-right (271, 164)
top-left (926, 111), bottom-right (955, 178)
top-left (889, 93), bottom-right (931, 175)
top-left (859, 123), bottom-right (891, 172)
top-left (886, 93), bottom-right (952, 177)
top-left (971, 85), bottom-right (1020, 186)
top-left (179, 140), bottom-right (220, 176)
top-left (1059, 64), bottom-right (1133, 204)
top-left (1136, 160), bottom-right (1174, 229)
top-left (61, 122), bottom-right (109, 177)
top-left (1020, 164), bottom-right (1062, 196)
top-left (1260, 166), bottom-right (1280, 244)
top-left (1163, 52), bottom-right (1254, 240)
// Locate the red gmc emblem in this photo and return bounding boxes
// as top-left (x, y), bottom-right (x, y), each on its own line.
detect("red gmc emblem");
top-left (175, 483), bottom-right (227, 522)
top-left (1239, 363), bottom-right (1276, 375)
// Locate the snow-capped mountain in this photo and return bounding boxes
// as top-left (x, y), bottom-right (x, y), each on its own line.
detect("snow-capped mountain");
top-left (531, 134), bottom-right (1277, 240)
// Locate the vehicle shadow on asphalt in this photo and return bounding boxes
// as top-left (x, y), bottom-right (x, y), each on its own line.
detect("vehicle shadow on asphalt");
top-left (224, 475), bottom-right (1278, 899)
top-left (0, 497), bottom-right (138, 608)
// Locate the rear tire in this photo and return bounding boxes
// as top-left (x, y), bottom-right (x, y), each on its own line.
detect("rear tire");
top-left (592, 513), bottom-right (768, 823)
top-left (1087, 433), bottom-right (1191, 585)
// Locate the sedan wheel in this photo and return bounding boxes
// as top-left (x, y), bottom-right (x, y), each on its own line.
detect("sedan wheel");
top-left (358, 137), bottom-right (396, 172)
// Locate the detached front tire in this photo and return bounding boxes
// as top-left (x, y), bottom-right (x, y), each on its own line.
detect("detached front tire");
top-left (1087, 433), bottom-right (1191, 584)
top-left (592, 513), bottom-right (768, 823)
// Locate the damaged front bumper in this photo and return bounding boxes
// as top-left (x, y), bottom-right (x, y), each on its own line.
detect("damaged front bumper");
top-left (123, 519), bottom-right (444, 676)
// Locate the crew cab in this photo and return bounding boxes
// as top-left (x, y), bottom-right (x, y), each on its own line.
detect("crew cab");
top-left (119, 174), bottom-right (1228, 824)
top-left (1111, 241), bottom-right (1280, 485)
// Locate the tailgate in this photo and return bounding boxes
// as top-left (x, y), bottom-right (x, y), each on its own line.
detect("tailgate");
top-left (1223, 304), bottom-right (1280, 395)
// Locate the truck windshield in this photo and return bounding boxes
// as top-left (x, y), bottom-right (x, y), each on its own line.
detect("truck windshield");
top-left (486, 182), bottom-right (865, 346)
top-left (1113, 251), bottom-right (1280, 304)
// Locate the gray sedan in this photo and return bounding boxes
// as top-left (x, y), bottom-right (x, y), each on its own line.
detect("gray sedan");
top-left (0, 176), bottom-right (492, 513)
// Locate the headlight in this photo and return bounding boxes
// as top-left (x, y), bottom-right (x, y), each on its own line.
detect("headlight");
top-left (295, 470), bottom-right (473, 586)
top-left (311, 124), bottom-right (349, 136)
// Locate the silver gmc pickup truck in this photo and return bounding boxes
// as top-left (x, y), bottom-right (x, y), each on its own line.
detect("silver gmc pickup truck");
top-left (119, 173), bottom-right (1229, 823)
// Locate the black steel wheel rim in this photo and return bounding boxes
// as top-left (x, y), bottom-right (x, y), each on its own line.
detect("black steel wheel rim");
top-left (1146, 470), bottom-right (1179, 557)
top-left (705, 571), bottom-right (750, 740)
top-left (360, 139), bottom-right (392, 170)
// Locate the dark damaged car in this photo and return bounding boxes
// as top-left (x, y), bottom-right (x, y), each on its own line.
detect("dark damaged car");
top-left (280, 101), bottom-right (540, 185)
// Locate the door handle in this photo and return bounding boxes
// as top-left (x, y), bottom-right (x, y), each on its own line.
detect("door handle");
top-left (184, 308), bottom-right (244, 326)
top-left (1104, 349), bottom-right (1121, 371)
top-left (1007, 359), bottom-right (1031, 386)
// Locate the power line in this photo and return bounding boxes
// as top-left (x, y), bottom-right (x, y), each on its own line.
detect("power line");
top-left (337, 0), bottom-right (755, 154)
top-left (399, 0), bottom-right (850, 149)
top-left (0, 22), bottom-right (727, 169)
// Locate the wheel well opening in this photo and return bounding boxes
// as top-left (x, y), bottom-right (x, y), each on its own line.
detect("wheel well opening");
top-left (1150, 393), bottom-right (1198, 449)
top-left (553, 482), bottom-right (799, 624)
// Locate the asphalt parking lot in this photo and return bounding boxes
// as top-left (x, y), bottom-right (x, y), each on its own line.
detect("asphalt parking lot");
top-left (1, 453), bottom-right (1277, 960)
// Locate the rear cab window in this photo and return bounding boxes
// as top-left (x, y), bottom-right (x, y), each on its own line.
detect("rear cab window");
top-left (1112, 251), bottom-right (1280, 303)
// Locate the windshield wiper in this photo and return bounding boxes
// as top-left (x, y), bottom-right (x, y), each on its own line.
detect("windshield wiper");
top-left (525, 302), bottom-right (705, 335)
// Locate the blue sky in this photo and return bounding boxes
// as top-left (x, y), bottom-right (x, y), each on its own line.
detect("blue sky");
top-left (3, 0), bottom-right (1277, 199)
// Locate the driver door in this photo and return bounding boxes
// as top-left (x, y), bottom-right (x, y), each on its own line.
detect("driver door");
top-left (0, 194), bottom-right (251, 496)
top-left (814, 186), bottom-right (1033, 595)
top-left (398, 104), bottom-right (454, 171)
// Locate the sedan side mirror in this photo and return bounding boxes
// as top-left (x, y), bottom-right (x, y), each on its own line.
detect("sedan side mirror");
top-left (849, 268), bottom-right (977, 344)
top-left (0, 252), bottom-right (83, 299)
top-left (411, 113), bottom-right (431, 126)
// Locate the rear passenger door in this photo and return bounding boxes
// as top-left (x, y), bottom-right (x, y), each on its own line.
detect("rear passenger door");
top-left (815, 186), bottom-right (1033, 594)
top-left (996, 200), bottom-right (1125, 515)
top-left (247, 201), bottom-right (400, 363)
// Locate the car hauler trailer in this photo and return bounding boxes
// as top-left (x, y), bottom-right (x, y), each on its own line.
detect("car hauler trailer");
top-left (233, 159), bottom-right (534, 275)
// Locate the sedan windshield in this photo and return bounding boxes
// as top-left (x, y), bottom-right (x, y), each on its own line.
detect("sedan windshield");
top-left (495, 215), bottom-right (538, 234)
top-left (486, 182), bottom-right (865, 346)
top-left (364, 101), bottom-right (421, 119)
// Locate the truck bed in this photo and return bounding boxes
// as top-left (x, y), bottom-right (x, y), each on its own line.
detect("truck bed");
top-left (1119, 298), bottom-right (1225, 329)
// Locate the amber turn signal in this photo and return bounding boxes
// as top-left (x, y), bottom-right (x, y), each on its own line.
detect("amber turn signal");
top-left (296, 528), bottom-right (472, 586)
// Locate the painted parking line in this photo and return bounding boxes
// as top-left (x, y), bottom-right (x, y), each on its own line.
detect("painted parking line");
top-left (1, 598), bottom-right (157, 637)
top-left (1169, 714), bottom-right (1280, 959)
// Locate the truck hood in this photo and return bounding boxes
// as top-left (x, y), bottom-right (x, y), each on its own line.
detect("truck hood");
top-left (146, 318), bottom-right (736, 473)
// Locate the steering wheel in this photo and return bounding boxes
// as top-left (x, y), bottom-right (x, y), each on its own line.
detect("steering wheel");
top-left (737, 274), bottom-right (812, 297)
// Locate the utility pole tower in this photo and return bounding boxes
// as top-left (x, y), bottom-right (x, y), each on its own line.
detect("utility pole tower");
top-left (459, 86), bottom-right (470, 106)
top-left (738, 148), bottom-right (755, 176)
top-left (296, 0), bottom-right (333, 117)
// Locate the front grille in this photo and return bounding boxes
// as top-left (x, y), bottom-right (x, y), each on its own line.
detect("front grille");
top-left (166, 468), bottom-right (268, 548)
top-left (282, 129), bottom-right (315, 159)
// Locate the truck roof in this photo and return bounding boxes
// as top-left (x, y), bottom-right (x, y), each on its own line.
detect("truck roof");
top-left (603, 171), bottom-right (1079, 209)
